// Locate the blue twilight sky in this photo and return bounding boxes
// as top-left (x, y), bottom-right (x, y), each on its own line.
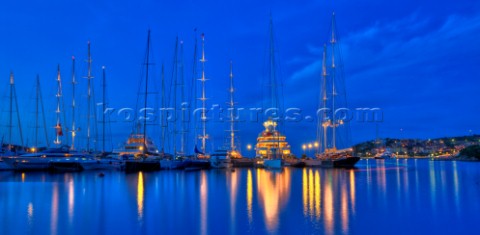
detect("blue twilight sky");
top-left (0, 0), bottom-right (479, 155)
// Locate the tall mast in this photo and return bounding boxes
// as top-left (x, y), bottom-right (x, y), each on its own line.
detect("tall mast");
top-left (9, 72), bottom-right (13, 149)
top-left (8, 72), bottom-right (24, 150)
top-left (160, 63), bottom-right (166, 154)
top-left (54, 65), bottom-right (63, 146)
top-left (330, 12), bottom-right (337, 151)
top-left (86, 42), bottom-right (93, 151)
top-left (143, 30), bottom-right (151, 154)
top-left (179, 40), bottom-right (186, 155)
top-left (71, 56), bottom-right (77, 150)
top-left (172, 37), bottom-right (179, 156)
top-left (198, 33), bottom-right (208, 154)
top-left (102, 66), bottom-right (106, 153)
top-left (228, 61), bottom-right (236, 151)
top-left (35, 75), bottom-right (40, 150)
top-left (268, 16), bottom-right (279, 114)
top-left (321, 45), bottom-right (328, 154)
top-left (268, 15), bottom-right (281, 159)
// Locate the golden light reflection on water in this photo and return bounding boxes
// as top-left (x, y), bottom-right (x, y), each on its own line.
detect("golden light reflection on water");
top-left (137, 172), bottom-right (144, 221)
top-left (229, 170), bottom-right (238, 232)
top-left (302, 169), bottom-right (357, 235)
top-left (256, 168), bottom-right (291, 232)
top-left (303, 169), bottom-right (321, 219)
top-left (308, 169), bottom-right (314, 218)
top-left (314, 171), bottom-right (321, 219)
top-left (349, 170), bottom-right (356, 213)
top-left (324, 176), bottom-right (334, 235)
top-left (21, 172), bottom-right (25, 182)
top-left (247, 169), bottom-right (253, 223)
top-left (302, 169), bottom-right (307, 215)
top-left (200, 171), bottom-right (208, 235)
top-left (341, 178), bottom-right (348, 234)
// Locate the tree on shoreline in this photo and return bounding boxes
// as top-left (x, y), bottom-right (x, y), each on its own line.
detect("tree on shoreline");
top-left (459, 145), bottom-right (480, 160)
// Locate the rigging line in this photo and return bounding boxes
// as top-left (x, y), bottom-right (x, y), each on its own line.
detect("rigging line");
top-left (91, 71), bottom-right (99, 152)
top-left (160, 63), bottom-right (166, 153)
top-left (38, 75), bottom-right (49, 148)
top-left (179, 39), bottom-right (187, 154)
top-left (171, 36), bottom-right (179, 155)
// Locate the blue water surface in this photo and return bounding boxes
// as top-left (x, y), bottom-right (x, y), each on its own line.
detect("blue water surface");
top-left (1, 159), bottom-right (479, 235)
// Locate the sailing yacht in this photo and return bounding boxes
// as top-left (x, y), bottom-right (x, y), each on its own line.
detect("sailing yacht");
top-left (124, 30), bottom-right (162, 172)
top-left (3, 67), bottom-right (66, 170)
top-left (210, 62), bottom-right (237, 169)
top-left (303, 12), bottom-right (360, 168)
top-left (3, 67), bottom-right (94, 171)
top-left (0, 72), bottom-right (26, 170)
top-left (161, 37), bottom-right (189, 170)
top-left (183, 33), bottom-right (211, 170)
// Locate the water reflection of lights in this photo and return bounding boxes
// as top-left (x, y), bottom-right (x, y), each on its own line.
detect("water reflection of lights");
top-left (349, 170), bottom-right (356, 213)
top-left (302, 169), bottom-right (321, 219)
top-left (27, 202), bottom-right (33, 225)
top-left (324, 175), bottom-right (333, 235)
top-left (68, 179), bottom-right (75, 224)
top-left (378, 160), bottom-right (387, 192)
top-left (403, 159), bottom-right (409, 192)
top-left (452, 161), bottom-right (460, 211)
top-left (137, 172), bottom-right (144, 221)
top-left (247, 169), bottom-right (253, 223)
top-left (50, 184), bottom-right (59, 235)
top-left (257, 168), bottom-right (291, 233)
top-left (341, 179), bottom-right (348, 234)
top-left (308, 169), bottom-right (314, 218)
top-left (302, 169), bottom-right (307, 215)
top-left (302, 169), bottom-right (356, 235)
top-left (429, 161), bottom-right (436, 208)
top-left (229, 170), bottom-right (238, 232)
top-left (200, 171), bottom-right (208, 235)
top-left (314, 171), bottom-right (321, 219)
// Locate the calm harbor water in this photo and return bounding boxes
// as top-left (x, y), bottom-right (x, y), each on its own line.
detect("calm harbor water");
top-left (1, 159), bottom-right (479, 235)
